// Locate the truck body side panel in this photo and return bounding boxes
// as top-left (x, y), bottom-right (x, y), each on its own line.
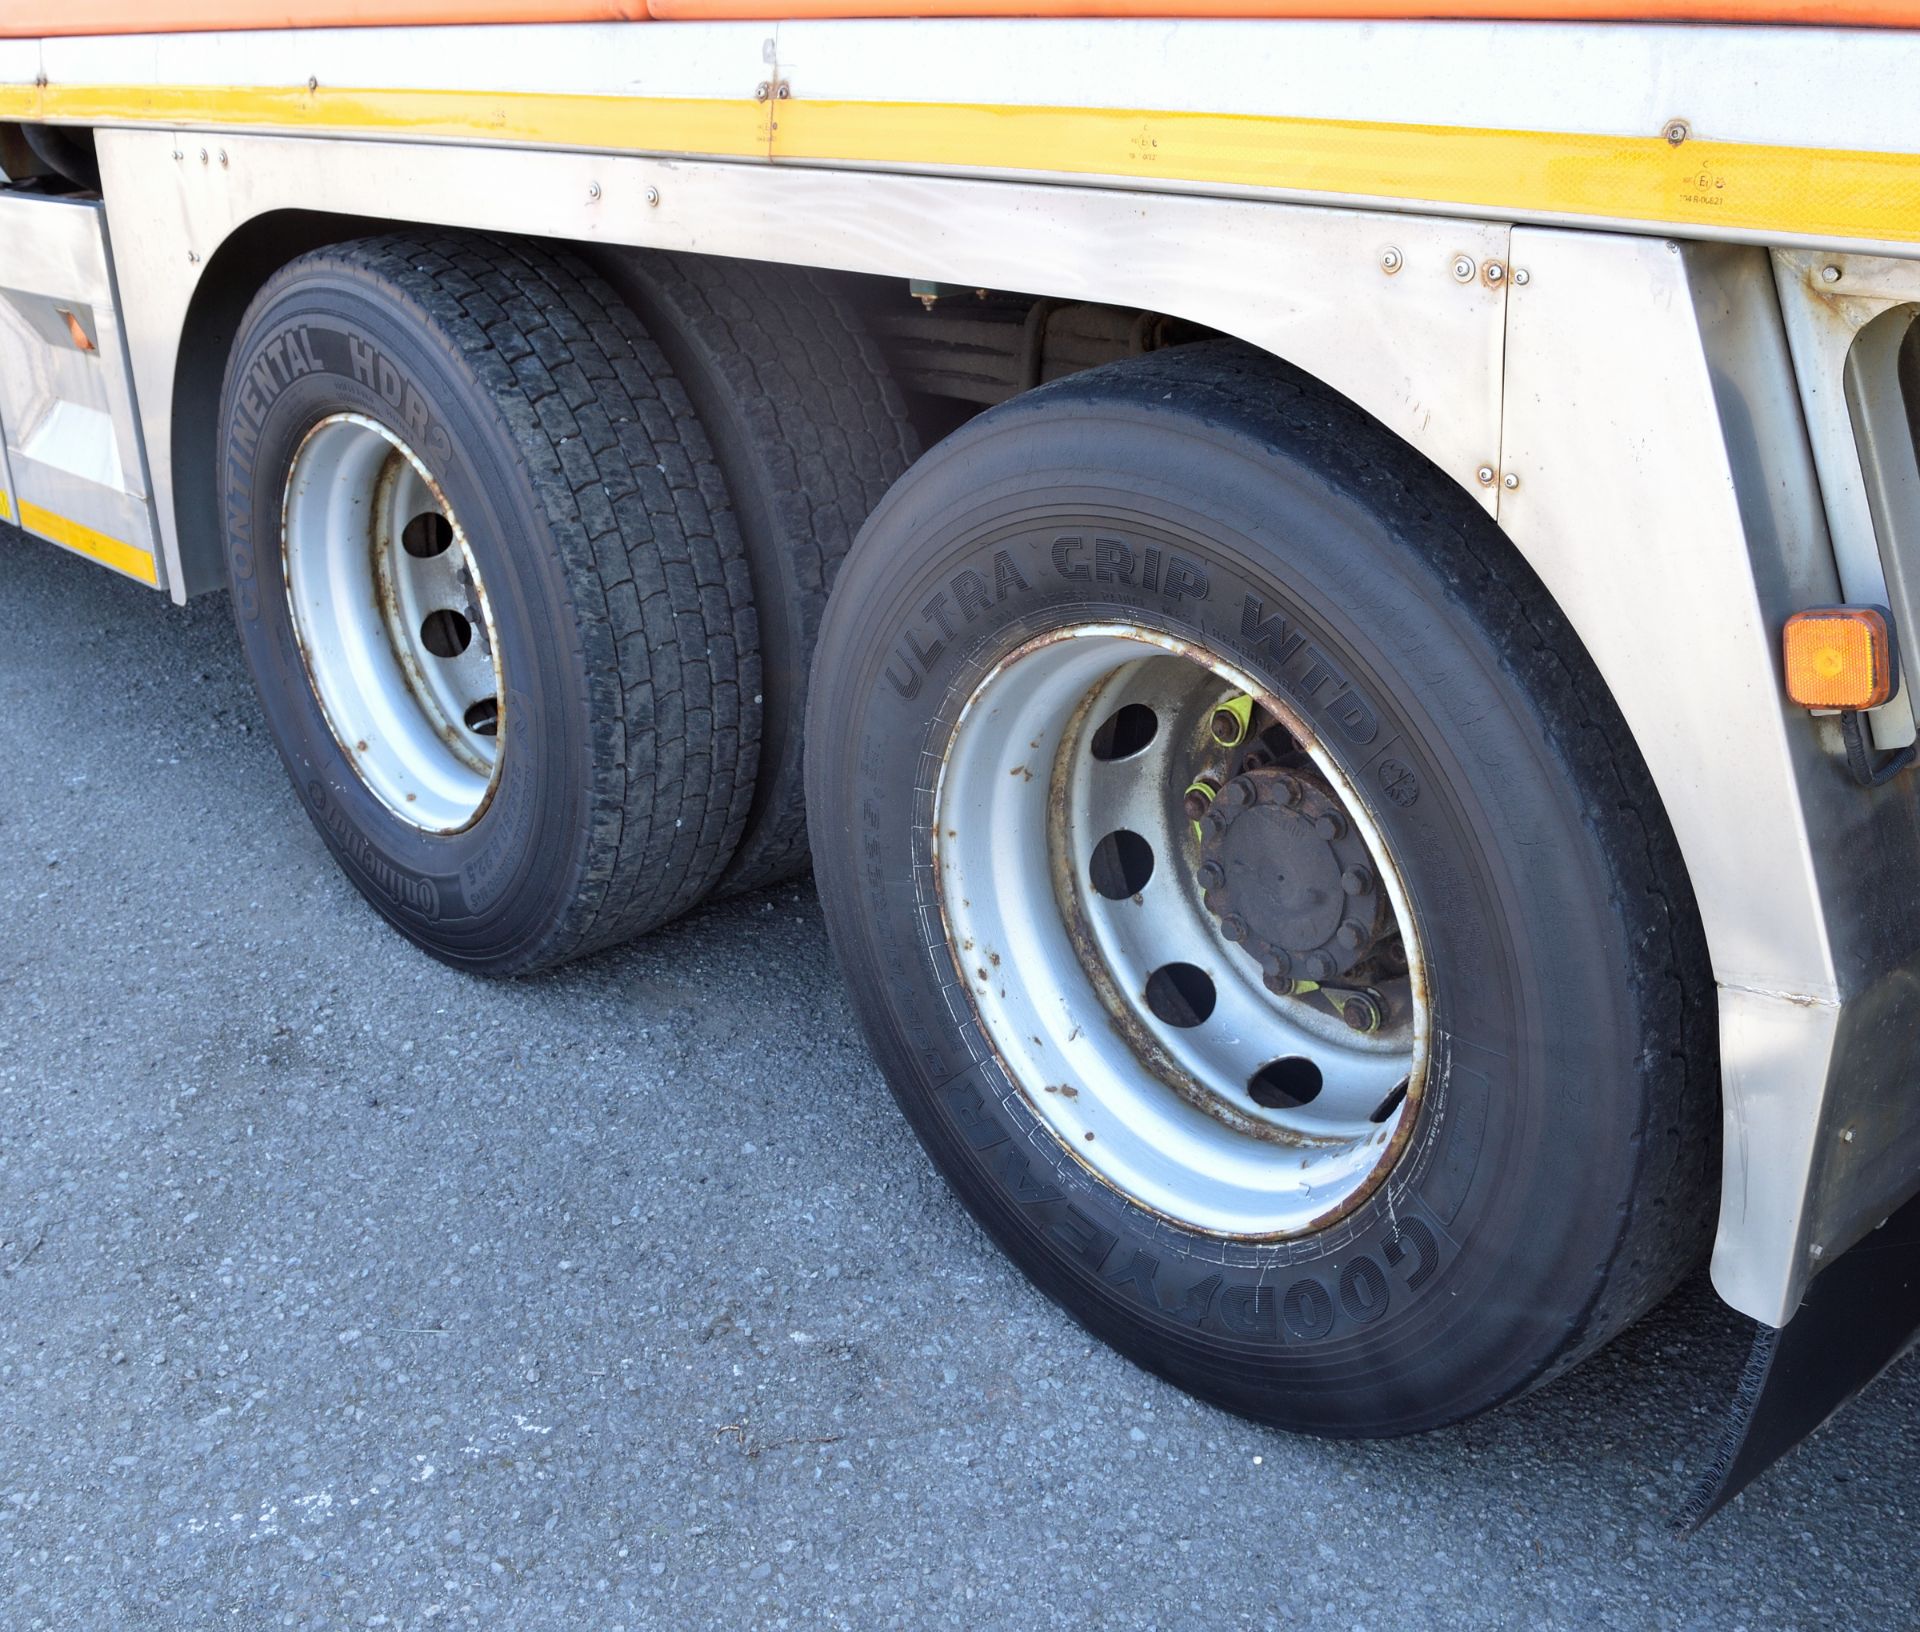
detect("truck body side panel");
top-left (0, 193), bottom-right (161, 586)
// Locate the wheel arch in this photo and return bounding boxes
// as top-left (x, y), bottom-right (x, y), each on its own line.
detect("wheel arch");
top-left (168, 207), bottom-right (404, 597)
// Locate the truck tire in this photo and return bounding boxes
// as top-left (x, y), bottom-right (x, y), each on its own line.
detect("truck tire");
top-left (592, 250), bottom-right (918, 894)
top-left (218, 233), bottom-right (759, 974)
top-left (805, 341), bottom-right (1718, 1435)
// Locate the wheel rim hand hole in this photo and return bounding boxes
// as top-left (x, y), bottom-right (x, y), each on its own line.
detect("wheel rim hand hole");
top-left (464, 698), bottom-right (500, 737)
top-left (1089, 829), bottom-right (1154, 899)
top-left (1089, 702), bottom-right (1158, 761)
top-left (1144, 962), bottom-right (1215, 1028)
top-left (1368, 1078), bottom-right (1409, 1124)
top-left (402, 511), bottom-right (453, 558)
top-left (420, 608), bottom-right (473, 659)
top-left (1250, 1057), bottom-right (1323, 1109)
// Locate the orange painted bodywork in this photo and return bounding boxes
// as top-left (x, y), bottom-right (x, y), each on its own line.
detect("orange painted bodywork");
top-left (2, 0), bottom-right (1918, 36)
top-left (658, 0), bottom-right (1920, 15)
top-left (0, 1), bottom-right (648, 35)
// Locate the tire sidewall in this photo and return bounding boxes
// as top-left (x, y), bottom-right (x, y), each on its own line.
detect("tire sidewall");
top-left (811, 390), bottom-right (1640, 1433)
top-left (219, 264), bottom-right (590, 967)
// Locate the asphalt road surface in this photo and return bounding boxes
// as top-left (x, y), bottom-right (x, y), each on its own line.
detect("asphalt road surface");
top-left (2, 529), bottom-right (1916, 1631)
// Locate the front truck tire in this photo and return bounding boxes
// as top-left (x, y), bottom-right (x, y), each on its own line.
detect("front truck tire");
top-left (806, 342), bottom-right (1720, 1434)
top-left (219, 233), bottom-right (760, 974)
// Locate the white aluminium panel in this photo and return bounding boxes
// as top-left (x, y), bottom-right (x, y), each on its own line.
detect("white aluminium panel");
top-left (39, 21), bottom-right (772, 103)
top-left (0, 193), bottom-right (161, 587)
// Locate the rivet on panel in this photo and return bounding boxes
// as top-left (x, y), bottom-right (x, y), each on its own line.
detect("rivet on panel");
top-left (1502, 472), bottom-right (1520, 491)
top-left (1379, 247), bottom-right (1402, 274)
top-left (645, 186), bottom-right (661, 207)
top-left (1475, 465), bottom-right (1496, 487)
top-left (1452, 256), bottom-right (1476, 283)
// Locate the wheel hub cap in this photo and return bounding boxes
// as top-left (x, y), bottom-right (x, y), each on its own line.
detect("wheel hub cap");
top-left (1199, 768), bottom-right (1385, 987)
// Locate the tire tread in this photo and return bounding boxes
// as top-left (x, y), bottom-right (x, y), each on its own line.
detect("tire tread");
top-left (310, 233), bottom-right (761, 968)
top-left (595, 251), bottom-right (917, 894)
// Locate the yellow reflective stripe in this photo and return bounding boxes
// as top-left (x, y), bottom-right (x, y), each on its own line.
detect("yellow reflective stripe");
top-left (0, 487), bottom-right (11, 524)
top-left (18, 498), bottom-right (158, 586)
top-left (0, 81), bottom-right (770, 158)
top-left (2, 79), bottom-right (1917, 242)
top-left (774, 100), bottom-right (1920, 244)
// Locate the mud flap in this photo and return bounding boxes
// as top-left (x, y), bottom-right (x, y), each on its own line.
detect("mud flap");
top-left (1680, 1183), bottom-right (1920, 1529)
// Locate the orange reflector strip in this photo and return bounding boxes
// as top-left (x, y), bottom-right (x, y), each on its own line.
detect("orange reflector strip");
top-left (1784, 607), bottom-right (1896, 711)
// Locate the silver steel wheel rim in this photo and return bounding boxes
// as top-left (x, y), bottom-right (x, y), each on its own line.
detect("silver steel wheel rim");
top-left (935, 626), bottom-right (1429, 1238)
top-left (281, 413), bottom-right (505, 834)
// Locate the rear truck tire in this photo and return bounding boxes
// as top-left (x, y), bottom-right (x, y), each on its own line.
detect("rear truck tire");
top-left (218, 232), bottom-right (760, 975)
top-left (592, 249), bottom-right (919, 894)
top-left (804, 341), bottom-right (1719, 1435)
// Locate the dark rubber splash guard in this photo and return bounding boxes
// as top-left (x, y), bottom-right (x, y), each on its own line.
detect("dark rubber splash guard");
top-left (1680, 1183), bottom-right (1920, 1530)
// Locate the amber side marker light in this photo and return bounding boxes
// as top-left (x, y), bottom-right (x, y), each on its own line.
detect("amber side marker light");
top-left (1783, 605), bottom-right (1915, 786)
top-left (1784, 607), bottom-right (1896, 710)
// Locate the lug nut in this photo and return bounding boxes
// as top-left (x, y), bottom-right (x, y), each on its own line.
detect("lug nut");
top-left (1303, 951), bottom-right (1335, 980)
top-left (1183, 781), bottom-right (1219, 821)
top-left (1220, 914), bottom-right (1249, 943)
top-left (1336, 919), bottom-right (1367, 952)
top-left (1341, 866), bottom-right (1372, 896)
top-left (1273, 776), bottom-right (1299, 807)
top-left (1340, 995), bottom-right (1382, 1033)
top-left (1265, 973), bottom-right (1302, 997)
top-left (1314, 812), bottom-right (1346, 841)
top-left (1196, 860), bottom-right (1225, 890)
